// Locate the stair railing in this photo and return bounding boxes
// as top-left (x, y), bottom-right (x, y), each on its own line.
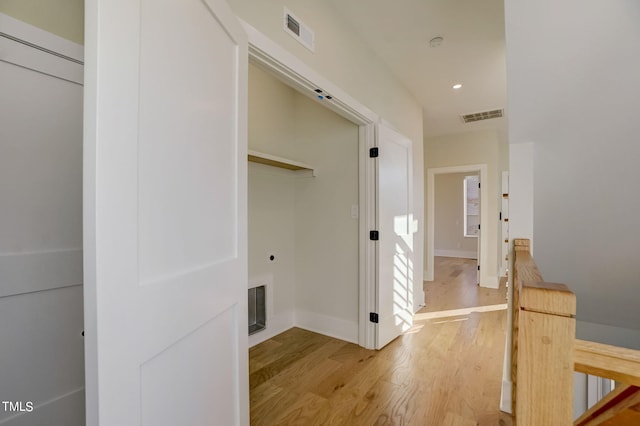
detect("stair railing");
top-left (512, 238), bottom-right (640, 425)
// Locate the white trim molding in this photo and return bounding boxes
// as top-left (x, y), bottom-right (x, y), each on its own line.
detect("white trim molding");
top-left (426, 164), bottom-right (491, 287)
top-left (0, 13), bottom-right (83, 61)
top-left (500, 380), bottom-right (512, 414)
top-left (240, 19), bottom-right (379, 349)
top-left (0, 13), bottom-right (83, 84)
top-left (295, 310), bottom-right (359, 344)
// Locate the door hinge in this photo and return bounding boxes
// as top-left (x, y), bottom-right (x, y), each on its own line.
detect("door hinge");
top-left (369, 147), bottom-right (379, 158)
top-left (478, 224), bottom-right (481, 230)
top-left (370, 312), bottom-right (379, 323)
top-left (370, 230), bottom-right (379, 240)
top-left (478, 182), bottom-right (481, 189)
top-left (499, 212), bottom-right (502, 221)
top-left (477, 265), bottom-right (480, 271)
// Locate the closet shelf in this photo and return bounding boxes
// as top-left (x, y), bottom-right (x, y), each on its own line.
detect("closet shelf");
top-left (248, 150), bottom-right (315, 176)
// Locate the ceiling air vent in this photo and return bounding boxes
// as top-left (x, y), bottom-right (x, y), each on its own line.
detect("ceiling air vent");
top-left (461, 109), bottom-right (504, 123)
top-left (284, 8), bottom-right (315, 52)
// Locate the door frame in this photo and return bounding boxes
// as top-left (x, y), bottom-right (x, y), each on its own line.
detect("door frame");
top-left (426, 164), bottom-right (492, 287)
top-left (241, 21), bottom-right (379, 349)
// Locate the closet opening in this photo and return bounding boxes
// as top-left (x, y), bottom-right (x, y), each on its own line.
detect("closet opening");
top-left (246, 61), bottom-right (362, 346)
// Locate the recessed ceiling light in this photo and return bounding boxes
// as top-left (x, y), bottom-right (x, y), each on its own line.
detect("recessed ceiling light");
top-left (452, 83), bottom-right (463, 90)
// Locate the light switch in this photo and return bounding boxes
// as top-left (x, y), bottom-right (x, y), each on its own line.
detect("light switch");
top-left (351, 204), bottom-right (359, 219)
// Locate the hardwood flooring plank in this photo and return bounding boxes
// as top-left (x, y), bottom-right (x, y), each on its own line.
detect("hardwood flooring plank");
top-left (249, 339), bottom-right (283, 374)
top-left (249, 257), bottom-right (512, 425)
top-left (249, 332), bottom-right (332, 390)
top-left (271, 392), bottom-right (331, 426)
top-left (313, 346), bottom-right (378, 400)
top-left (250, 386), bottom-right (299, 426)
top-left (249, 382), bottom-right (283, 410)
top-left (267, 338), bottom-right (344, 389)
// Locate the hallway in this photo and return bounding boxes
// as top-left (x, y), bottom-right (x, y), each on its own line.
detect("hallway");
top-left (249, 257), bottom-right (511, 425)
top-left (426, 256), bottom-right (508, 312)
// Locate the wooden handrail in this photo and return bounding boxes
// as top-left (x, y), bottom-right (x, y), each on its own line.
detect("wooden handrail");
top-left (512, 238), bottom-right (640, 425)
top-left (512, 238), bottom-right (576, 425)
top-left (575, 339), bottom-right (640, 387)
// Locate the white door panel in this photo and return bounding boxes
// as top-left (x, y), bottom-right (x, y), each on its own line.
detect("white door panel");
top-left (84, 0), bottom-right (248, 424)
top-left (137, 0), bottom-right (239, 282)
top-left (376, 124), bottom-right (414, 349)
top-left (140, 308), bottom-right (237, 426)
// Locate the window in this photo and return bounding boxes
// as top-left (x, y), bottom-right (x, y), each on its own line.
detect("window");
top-left (464, 175), bottom-right (479, 237)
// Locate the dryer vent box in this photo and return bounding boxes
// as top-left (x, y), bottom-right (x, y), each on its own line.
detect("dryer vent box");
top-left (248, 285), bottom-right (266, 335)
top-left (284, 8), bottom-right (315, 52)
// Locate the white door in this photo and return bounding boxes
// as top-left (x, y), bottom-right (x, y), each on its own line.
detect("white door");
top-left (375, 124), bottom-right (414, 349)
top-left (83, 0), bottom-right (248, 425)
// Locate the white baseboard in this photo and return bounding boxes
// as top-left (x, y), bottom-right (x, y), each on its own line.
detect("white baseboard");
top-left (295, 310), bottom-right (358, 344)
top-left (434, 249), bottom-right (477, 259)
top-left (248, 309), bottom-right (295, 348)
top-left (248, 308), bottom-right (359, 347)
top-left (480, 275), bottom-right (500, 289)
top-left (500, 380), bottom-right (512, 414)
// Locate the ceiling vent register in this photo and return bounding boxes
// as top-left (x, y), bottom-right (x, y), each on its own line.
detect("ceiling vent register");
top-left (284, 8), bottom-right (315, 52)
top-left (461, 109), bottom-right (503, 123)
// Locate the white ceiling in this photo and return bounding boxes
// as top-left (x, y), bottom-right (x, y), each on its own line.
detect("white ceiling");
top-left (328, 0), bottom-right (507, 139)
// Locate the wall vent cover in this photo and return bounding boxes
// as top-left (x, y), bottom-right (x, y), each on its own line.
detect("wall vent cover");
top-left (248, 285), bottom-right (266, 335)
top-left (284, 8), bottom-right (315, 52)
top-left (461, 109), bottom-right (504, 123)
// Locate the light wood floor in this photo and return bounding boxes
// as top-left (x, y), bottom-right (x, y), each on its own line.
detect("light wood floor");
top-left (249, 257), bottom-right (512, 425)
top-left (426, 256), bottom-right (508, 312)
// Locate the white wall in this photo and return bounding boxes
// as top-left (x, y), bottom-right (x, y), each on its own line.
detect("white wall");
top-left (292, 93), bottom-right (360, 340)
top-left (227, 0), bottom-right (422, 142)
top-left (229, 0), bottom-right (424, 312)
top-left (247, 64), bottom-right (359, 344)
top-left (0, 19), bottom-right (84, 425)
top-left (507, 143), bottom-right (534, 252)
top-left (505, 0), bottom-right (640, 335)
top-left (248, 64), bottom-right (298, 344)
top-left (246, 63), bottom-right (300, 340)
top-left (505, 1), bottom-right (640, 414)
top-left (248, 162), bottom-right (297, 345)
top-left (434, 173), bottom-right (479, 258)
top-left (425, 129), bottom-right (506, 282)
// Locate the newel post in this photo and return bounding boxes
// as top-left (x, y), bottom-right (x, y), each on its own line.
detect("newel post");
top-left (513, 239), bottom-right (576, 425)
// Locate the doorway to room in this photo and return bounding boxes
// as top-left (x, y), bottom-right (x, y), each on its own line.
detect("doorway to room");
top-left (246, 61), bottom-right (361, 347)
top-left (426, 164), bottom-right (489, 287)
top-left (245, 26), bottom-right (416, 350)
top-left (433, 172), bottom-right (480, 279)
